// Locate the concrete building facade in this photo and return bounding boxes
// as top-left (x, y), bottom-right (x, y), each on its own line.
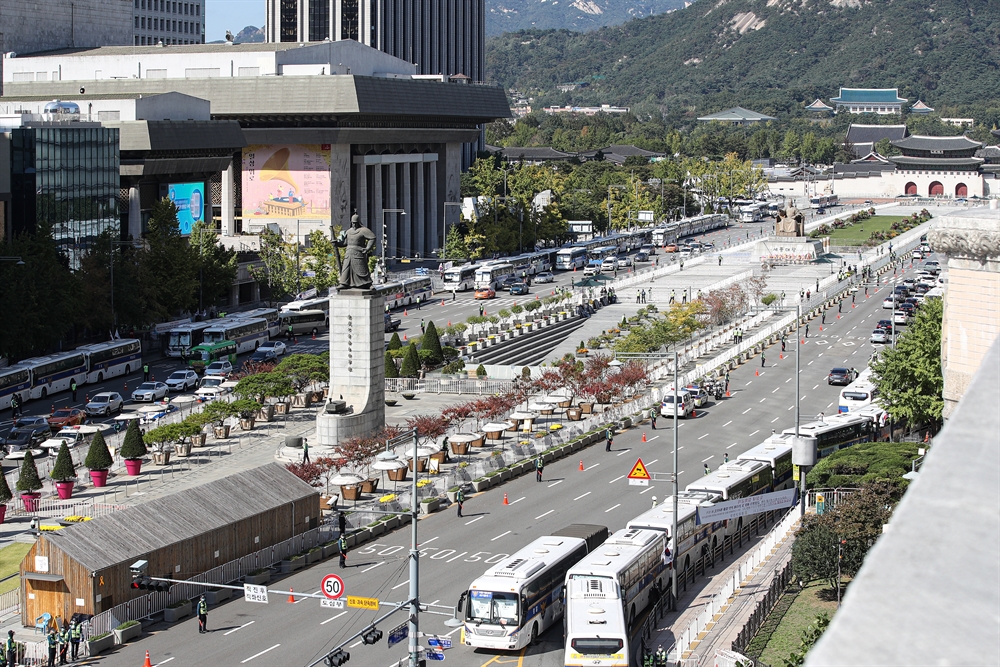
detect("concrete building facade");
top-left (130, 0), bottom-right (206, 46)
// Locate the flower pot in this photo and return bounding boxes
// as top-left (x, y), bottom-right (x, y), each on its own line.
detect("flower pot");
top-left (54, 481), bottom-right (75, 500)
top-left (472, 478), bottom-right (491, 493)
top-left (566, 407), bottom-right (583, 421)
top-left (408, 458), bottom-right (427, 473)
top-left (341, 484), bottom-right (361, 501)
top-left (164, 600), bottom-right (192, 623)
top-left (384, 516), bottom-right (401, 530)
top-left (213, 425), bottom-right (230, 439)
top-left (580, 402), bottom-right (594, 414)
top-left (306, 549), bottom-right (323, 564)
top-left (124, 458), bottom-right (143, 476)
top-left (385, 399), bottom-right (398, 406)
top-left (498, 469), bottom-right (512, 481)
top-left (20, 493), bottom-right (41, 512)
top-left (174, 441), bottom-right (193, 457)
top-left (152, 450), bottom-right (171, 466)
top-left (402, 392), bottom-right (416, 400)
top-left (89, 469), bottom-right (109, 488)
top-left (258, 404), bottom-right (276, 422)
top-left (0, 504), bottom-right (6, 524)
top-left (368, 522), bottom-right (385, 536)
top-left (244, 571), bottom-right (270, 586)
top-left (280, 558), bottom-right (304, 574)
top-left (387, 467), bottom-right (408, 482)
top-left (88, 633), bottom-right (114, 656)
top-left (194, 432), bottom-right (208, 447)
top-left (322, 543), bottom-right (339, 560)
top-left (275, 401), bottom-right (289, 415)
top-left (114, 623), bottom-right (141, 644)
top-left (430, 451), bottom-right (448, 465)
top-left (420, 498), bottom-right (440, 515)
top-left (239, 417), bottom-right (256, 431)
top-left (450, 441), bottom-right (469, 456)
top-left (361, 478), bottom-right (380, 494)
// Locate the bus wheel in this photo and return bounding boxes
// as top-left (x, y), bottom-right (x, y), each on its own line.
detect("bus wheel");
top-left (254, 341), bottom-right (260, 350)
top-left (125, 365), bottom-right (130, 374)
top-left (97, 373), bottom-right (104, 383)
top-left (41, 387), bottom-right (47, 399)
top-left (529, 623), bottom-right (537, 646)
top-left (628, 606), bottom-right (636, 631)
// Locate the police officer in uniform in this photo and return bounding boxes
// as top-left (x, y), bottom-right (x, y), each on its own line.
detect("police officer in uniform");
top-left (455, 487), bottom-right (465, 517)
top-left (198, 595), bottom-right (209, 633)
top-left (5, 629), bottom-right (16, 667)
top-left (605, 428), bottom-right (613, 452)
top-left (339, 535), bottom-right (349, 569)
top-left (46, 627), bottom-right (57, 667)
top-left (70, 619), bottom-right (82, 661)
top-left (143, 363), bottom-right (150, 382)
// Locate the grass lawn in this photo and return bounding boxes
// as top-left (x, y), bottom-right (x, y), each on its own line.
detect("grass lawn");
top-left (757, 580), bottom-right (843, 666)
top-left (0, 543), bottom-right (32, 594)
top-left (821, 216), bottom-right (906, 245)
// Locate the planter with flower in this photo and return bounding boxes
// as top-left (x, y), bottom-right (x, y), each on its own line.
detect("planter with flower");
top-left (120, 419), bottom-right (147, 476)
top-left (50, 442), bottom-right (78, 499)
top-left (0, 470), bottom-right (11, 523)
top-left (84, 430), bottom-right (114, 487)
top-left (203, 400), bottom-right (235, 438)
top-left (16, 450), bottom-right (43, 511)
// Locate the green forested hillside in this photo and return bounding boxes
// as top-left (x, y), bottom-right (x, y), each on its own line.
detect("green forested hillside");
top-left (486, 0), bottom-right (1000, 114)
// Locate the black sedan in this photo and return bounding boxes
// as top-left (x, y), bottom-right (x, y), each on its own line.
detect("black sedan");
top-left (3, 416), bottom-right (51, 451)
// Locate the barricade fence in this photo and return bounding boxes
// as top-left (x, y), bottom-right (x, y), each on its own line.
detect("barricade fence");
top-left (0, 588), bottom-right (19, 617)
top-left (731, 559), bottom-right (794, 657)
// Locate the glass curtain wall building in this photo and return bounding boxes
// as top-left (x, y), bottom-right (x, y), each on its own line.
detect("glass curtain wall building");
top-left (9, 125), bottom-right (120, 268)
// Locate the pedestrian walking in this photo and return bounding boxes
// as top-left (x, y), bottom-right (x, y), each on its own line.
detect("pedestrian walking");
top-left (535, 455), bottom-right (544, 482)
top-left (5, 629), bottom-right (16, 667)
top-left (806, 290), bottom-right (811, 300)
top-left (455, 487), bottom-right (465, 517)
top-left (58, 623), bottom-right (68, 665)
top-left (805, 323), bottom-right (810, 338)
top-left (605, 428), bottom-right (613, 452)
top-left (339, 535), bottom-right (349, 569)
top-left (781, 335), bottom-right (786, 352)
top-left (69, 619), bottom-right (81, 661)
top-left (416, 295), bottom-right (422, 310)
top-left (670, 290), bottom-right (675, 304)
top-left (718, 255), bottom-right (723, 266)
top-left (724, 452), bottom-right (729, 464)
top-left (822, 312), bottom-right (826, 324)
top-left (852, 292), bottom-right (856, 305)
top-left (703, 463), bottom-right (710, 476)
top-left (452, 289), bottom-right (457, 301)
top-left (10, 394), bottom-right (18, 419)
top-left (46, 628), bottom-right (57, 667)
top-left (725, 372), bottom-right (730, 393)
top-left (420, 319), bottom-right (425, 334)
top-left (650, 407), bottom-right (657, 430)
top-left (338, 511), bottom-right (347, 536)
top-left (143, 363), bottom-right (150, 382)
top-left (641, 289), bottom-right (647, 304)
top-left (655, 644), bottom-right (668, 667)
top-left (302, 438), bottom-right (310, 464)
top-left (70, 379), bottom-right (78, 402)
top-left (838, 300), bottom-right (842, 313)
top-left (761, 353), bottom-right (766, 368)
top-left (197, 595), bottom-right (208, 633)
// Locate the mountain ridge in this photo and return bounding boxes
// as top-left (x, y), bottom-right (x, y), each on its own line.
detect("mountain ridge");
top-left (486, 0), bottom-right (689, 37)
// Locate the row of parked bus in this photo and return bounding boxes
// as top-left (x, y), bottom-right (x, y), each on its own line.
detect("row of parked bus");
top-left (459, 404), bottom-right (890, 666)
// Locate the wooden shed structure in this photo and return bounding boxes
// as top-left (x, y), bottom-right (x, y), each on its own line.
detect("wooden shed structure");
top-left (20, 463), bottom-right (319, 626)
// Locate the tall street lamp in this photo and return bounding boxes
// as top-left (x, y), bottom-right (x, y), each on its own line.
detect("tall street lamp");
top-left (442, 202), bottom-right (461, 257)
top-left (0, 256), bottom-right (25, 265)
top-left (381, 208), bottom-right (406, 277)
top-left (109, 239), bottom-right (142, 333)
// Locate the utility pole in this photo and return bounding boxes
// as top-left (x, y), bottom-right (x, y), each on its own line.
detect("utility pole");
top-left (671, 350), bottom-right (679, 610)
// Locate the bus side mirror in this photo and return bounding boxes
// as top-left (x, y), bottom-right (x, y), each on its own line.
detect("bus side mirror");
top-left (456, 592), bottom-right (465, 612)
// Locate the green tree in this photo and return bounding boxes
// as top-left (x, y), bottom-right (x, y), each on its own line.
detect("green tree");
top-left (120, 419), bottom-right (147, 460)
top-left (400, 343), bottom-right (421, 377)
top-left (442, 226), bottom-right (469, 260)
top-left (791, 519), bottom-right (841, 589)
top-left (387, 332), bottom-right (403, 351)
top-left (16, 450), bottom-right (43, 493)
top-left (248, 229), bottom-right (300, 300)
top-left (303, 228), bottom-right (341, 292)
top-left (84, 431), bottom-right (114, 471)
top-left (140, 198), bottom-right (199, 320)
top-left (50, 442), bottom-right (77, 482)
top-left (190, 221), bottom-right (239, 311)
top-left (0, 469), bottom-right (12, 505)
top-left (421, 321), bottom-right (444, 365)
top-left (870, 297), bottom-right (943, 427)
top-left (234, 371), bottom-right (294, 402)
top-left (275, 353), bottom-right (330, 392)
top-left (384, 350), bottom-right (399, 378)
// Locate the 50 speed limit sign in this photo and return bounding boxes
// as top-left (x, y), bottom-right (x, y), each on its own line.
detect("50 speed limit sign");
top-left (321, 574), bottom-right (345, 600)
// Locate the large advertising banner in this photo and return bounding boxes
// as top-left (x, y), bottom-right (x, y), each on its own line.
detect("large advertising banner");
top-left (242, 144), bottom-right (331, 220)
top-left (695, 488), bottom-right (798, 524)
top-left (168, 182), bottom-right (205, 235)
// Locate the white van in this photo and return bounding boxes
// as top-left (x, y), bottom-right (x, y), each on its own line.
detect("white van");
top-left (600, 257), bottom-right (618, 272)
top-left (660, 389), bottom-right (694, 418)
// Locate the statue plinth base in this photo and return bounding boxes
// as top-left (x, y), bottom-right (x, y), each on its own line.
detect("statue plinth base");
top-left (315, 290), bottom-right (385, 448)
top-left (274, 443), bottom-right (341, 464)
top-left (752, 236), bottom-right (825, 264)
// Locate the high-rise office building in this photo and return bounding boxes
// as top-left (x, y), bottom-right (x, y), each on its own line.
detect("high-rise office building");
top-left (264, 0), bottom-right (484, 83)
top-left (131, 0), bottom-right (205, 46)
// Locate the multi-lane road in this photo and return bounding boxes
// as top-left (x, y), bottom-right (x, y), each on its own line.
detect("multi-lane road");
top-left (96, 250), bottom-right (936, 666)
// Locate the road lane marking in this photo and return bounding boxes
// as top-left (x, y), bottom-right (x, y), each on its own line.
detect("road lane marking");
top-left (609, 475), bottom-right (625, 484)
top-left (491, 531), bottom-right (511, 541)
top-left (510, 496), bottom-right (525, 505)
top-left (640, 486), bottom-right (656, 494)
top-left (702, 455), bottom-right (714, 462)
top-left (749, 430), bottom-right (759, 437)
top-left (772, 387), bottom-right (779, 393)
top-left (786, 378), bottom-right (791, 383)
top-left (728, 442), bottom-right (739, 449)
top-left (788, 405), bottom-right (794, 410)
top-left (828, 402), bottom-right (834, 408)
top-left (759, 398), bottom-right (766, 403)
top-left (446, 552), bottom-right (468, 563)
top-left (156, 658), bottom-right (176, 665)
top-left (392, 580), bottom-right (410, 590)
top-left (813, 384), bottom-right (819, 390)
top-left (421, 536), bottom-right (439, 546)
top-left (225, 621), bottom-right (256, 636)
top-left (605, 504), bottom-right (621, 513)
top-left (321, 612), bottom-right (347, 625)
top-left (808, 360), bottom-right (814, 365)
top-left (722, 421), bottom-right (732, 427)
top-left (574, 492), bottom-right (591, 500)
top-left (350, 640), bottom-right (363, 648)
top-left (585, 463), bottom-right (601, 470)
top-left (617, 449), bottom-right (632, 456)
top-left (548, 480), bottom-right (563, 487)
top-left (742, 408), bottom-right (752, 414)
top-left (647, 435), bottom-right (660, 441)
top-left (745, 381), bottom-right (753, 386)
top-left (241, 645), bottom-right (280, 663)
top-left (362, 562), bottom-right (384, 573)
top-left (536, 510), bottom-right (554, 520)
top-left (465, 517), bottom-right (483, 525)
top-left (771, 417), bottom-right (780, 423)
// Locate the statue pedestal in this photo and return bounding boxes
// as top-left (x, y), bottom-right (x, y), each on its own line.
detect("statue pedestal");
top-left (752, 236), bottom-right (825, 265)
top-left (315, 289), bottom-right (385, 448)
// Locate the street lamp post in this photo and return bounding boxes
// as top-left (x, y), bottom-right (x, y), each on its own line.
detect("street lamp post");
top-left (109, 238), bottom-right (142, 333)
top-left (442, 202), bottom-right (462, 257)
top-left (0, 257), bottom-right (25, 265)
top-left (381, 209), bottom-right (406, 278)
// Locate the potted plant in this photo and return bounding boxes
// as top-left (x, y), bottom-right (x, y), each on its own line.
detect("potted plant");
top-left (244, 568), bottom-right (270, 585)
top-left (203, 401), bottom-right (234, 438)
top-left (50, 442), bottom-right (77, 500)
top-left (276, 354), bottom-right (330, 407)
top-left (163, 598), bottom-right (192, 623)
top-left (85, 430), bottom-right (114, 487)
top-left (16, 450), bottom-right (43, 511)
top-left (204, 587), bottom-right (232, 605)
top-left (143, 423), bottom-right (178, 465)
top-left (0, 470), bottom-right (11, 524)
top-left (183, 412), bottom-right (211, 446)
top-left (113, 620), bottom-right (141, 644)
top-left (420, 497), bottom-right (440, 515)
top-left (88, 632), bottom-right (114, 656)
top-left (120, 419), bottom-right (147, 476)
top-left (228, 398), bottom-right (261, 430)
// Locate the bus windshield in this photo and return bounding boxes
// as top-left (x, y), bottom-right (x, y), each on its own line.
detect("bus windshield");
top-left (193, 349), bottom-right (213, 361)
top-left (467, 591), bottom-right (519, 625)
top-left (169, 332), bottom-right (191, 348)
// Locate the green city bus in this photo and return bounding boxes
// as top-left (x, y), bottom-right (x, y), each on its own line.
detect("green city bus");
top-left (187, 340), bottom-right (238, 374)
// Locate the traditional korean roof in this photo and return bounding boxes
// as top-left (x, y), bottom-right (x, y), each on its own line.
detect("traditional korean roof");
top-left (888, 155), bottom-right (984, 168)
top-left (852, 151), bottom-right (891, 163)
top-left (891, 135), bottom-right (984, 152)
top-left (696, 107), bottom-right (776, 122)
top-left (831, 88), bottom-right (908, 104)
top-left (910, 100), bottom-right (935, 114)
top-left (500, 146), bottom-right (576, 161)
top-left (805, 98), bottom-right (833, 111)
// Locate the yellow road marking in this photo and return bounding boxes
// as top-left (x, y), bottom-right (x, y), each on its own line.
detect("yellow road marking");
top-left (478, 646), bottom-right (526, 667)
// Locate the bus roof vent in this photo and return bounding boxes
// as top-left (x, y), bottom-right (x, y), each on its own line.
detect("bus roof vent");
top-left (494, 558), bottom-right (545, 579)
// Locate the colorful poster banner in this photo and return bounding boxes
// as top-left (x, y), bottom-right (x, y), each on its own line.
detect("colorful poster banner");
top-left (168, 182), bottom-right (205, 235)
top-left (242, 144), bottom-right (331, 220)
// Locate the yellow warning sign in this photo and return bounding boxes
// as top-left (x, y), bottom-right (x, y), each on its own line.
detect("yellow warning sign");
top-left (627, 458), bottom-right (651, 485)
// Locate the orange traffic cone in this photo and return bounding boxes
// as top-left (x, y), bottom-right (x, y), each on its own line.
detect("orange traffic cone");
top-left (288, 588), bottom-right (296, 603)
top-left (691, 409), bottom-right (697, 418)
top-left (142, 651), bottom-right (153, 667)
top-left (403, 334), bottom-right (408, 341)
top-left (819, 325), bottom-right (823, 331)
top-left (852, 303), bottom-right (856, 309)
top-left (535, 295), bottom-right (539, 300)
top-left (801, 339), bottom-right (805, 344)
top-left (448, 321), bottom-right (452, 327)
top-left (725, 389), bottom-right (731, 397)
top-left (642, 432), bottom-right (647, 442)
top-left (312, 332), bottom-right (316, 340)
top-left (404, 309), bottom-right (408, 316)
top-left (779, 353), bottom-right (783, 360)
top-left (837, 314), bottom-right (841, 319)
top-left (124, 380), bottom-right (128, 391)
top-left (503, 493), bottom-right (509, 506)
top-left (52, 404), bottom-right (55, 413)
top-left (755, 368), bottom-right (759, 377)
top-left (579, 460), bottom-right (584, 471)
top-left (85, 394), bottom-right (90, 403)
top-left (551, 290), bottom-right (555, 296)
top-left (441, 299), bottom-right (445, 306)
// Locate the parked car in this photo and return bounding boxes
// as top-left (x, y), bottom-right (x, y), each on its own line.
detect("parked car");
top-left (882, 297), bottom-right (895, 309)
top-left (131, 381), bottom-right (168, 402)
top-left (877, 319), bottom-right (894, 331)
top-left (204, 360), bottom-right (234, 376)
top-left (47, 408), bottom-right (87, 430)
top-left (384, 313), bottom-right (401, 333)
top-left (165, 369), bottom-right (200, 392)
top-left (2, 417), bottom-right (51, 451)
top-left (84, 392), bottom-right (124, 417)
top-left (923, 261), bottom-right (941, 275)
top-left (258, 340), bottom-right (287, 356)
top-left (474, 287), bottom-right (496, 299)
top-left (870, 329), bottom-right (891, 344)
top-left (534, 271), bottom-right (555, 284)
top-left (899, 302), bottom-right (916, 315)
top-left (600, 258), bottom-right (618, 272)
top-left (640, 244), bottom-right (656, 256)
top-left (616, 256), bottom-right (633, 268)
top-left (912, 250), bottom-right (923, 259)
top-left (195, 375), bottom-right (231, 398)
top-left (509, 282), bottom-right (529, 296)
top-left (498, 274), bottom-right (518, 291)
top-left (583, 265), bottom-right (600, 277)
top-left (827, 368), bottom-right (857, 386)
top-left (683, 384), bottom-right (710, 408)
top-left (663, 243), bottom-right (678, 253)
top-left (660, 389), bottom-right (694, 419)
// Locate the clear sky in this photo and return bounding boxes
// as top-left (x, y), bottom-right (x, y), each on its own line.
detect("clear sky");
top-left (206, 0), bottom-right (263, 42)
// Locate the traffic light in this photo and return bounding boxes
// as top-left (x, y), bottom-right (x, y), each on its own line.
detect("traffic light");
top-left (130, 575), bottom-right (151, 590)
top-left (361, 627), bottom-right (383, 645)
top-left (324, 649), bottom-right (349, 666)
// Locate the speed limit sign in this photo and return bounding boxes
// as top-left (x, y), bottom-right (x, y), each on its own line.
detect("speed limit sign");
top-left (321, 574), bottom-right (345, 600)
